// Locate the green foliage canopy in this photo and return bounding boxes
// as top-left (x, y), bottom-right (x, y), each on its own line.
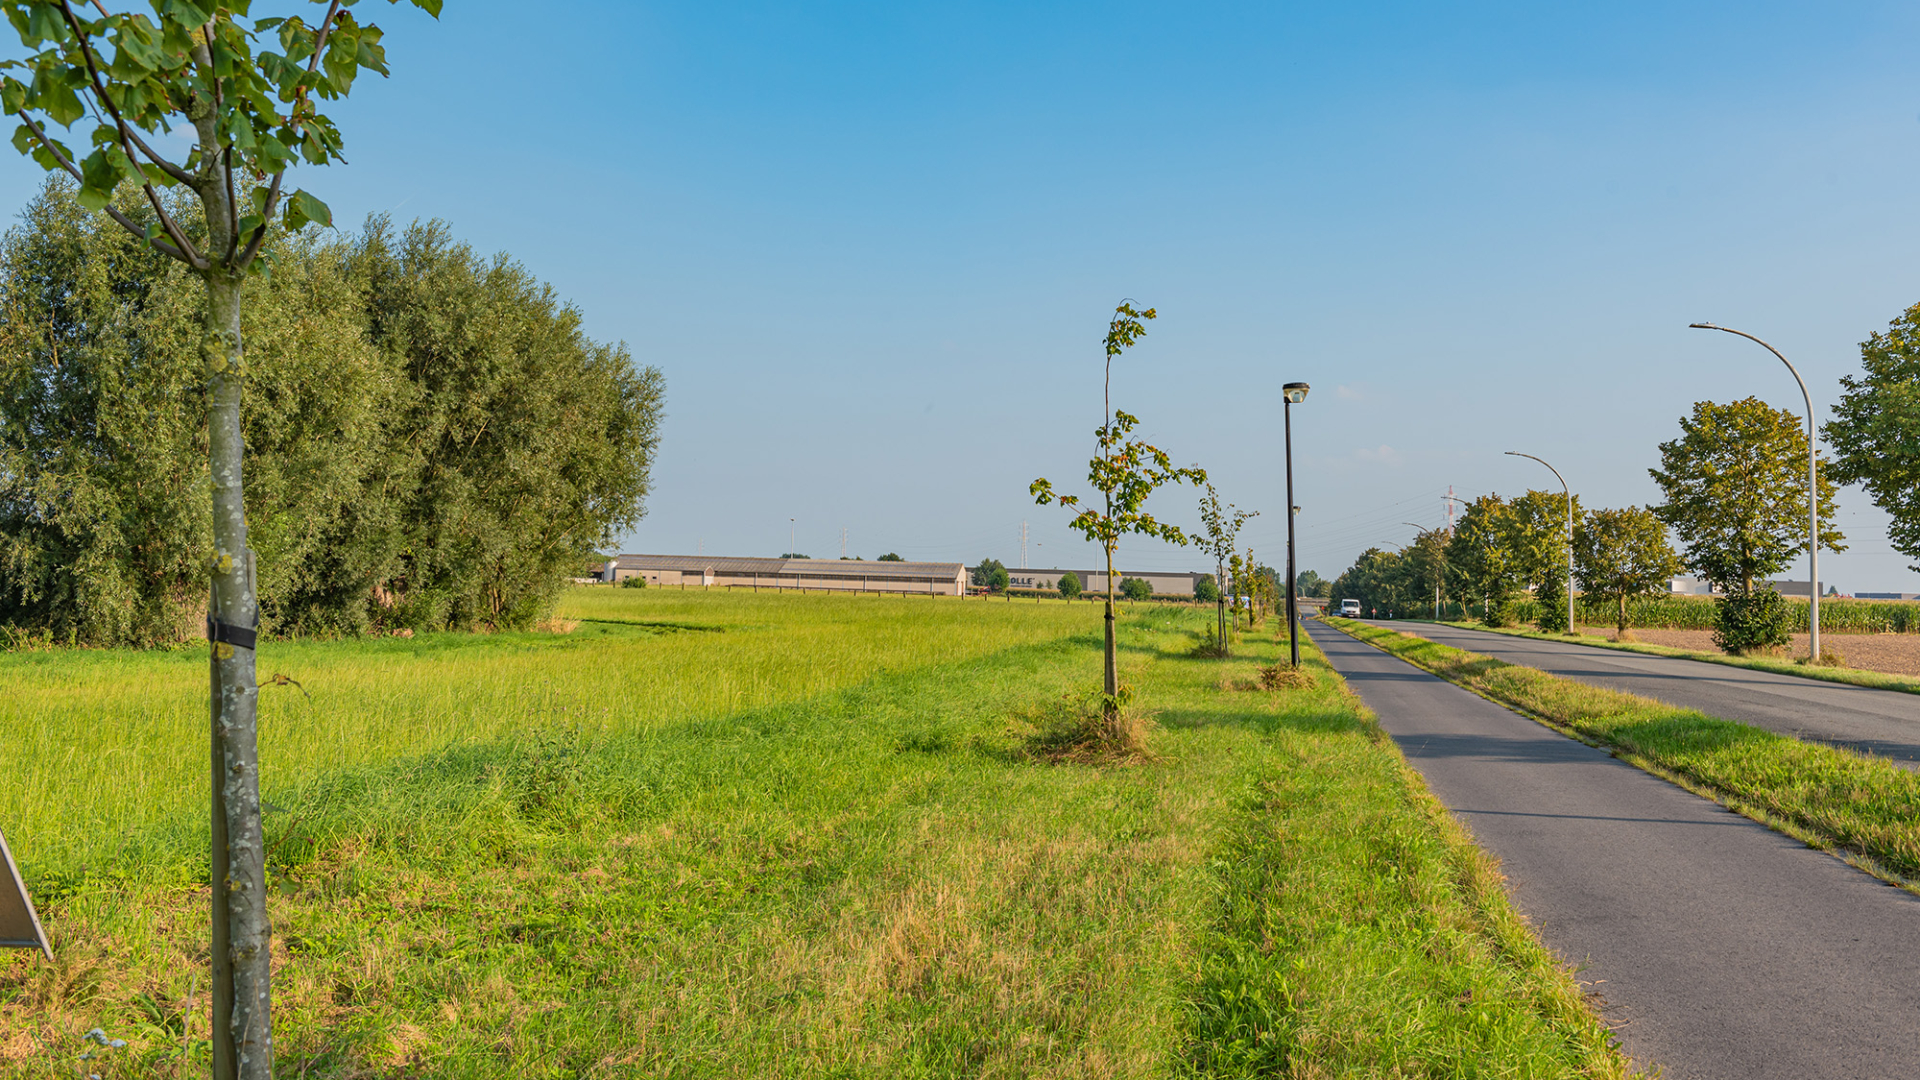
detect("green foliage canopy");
top-left (1057, 570), bottom-right (1082, 599)
top-left (1651, 397), bottom-right (1843, 593)
top-left (1575, 506), bottom-right (1683, 634)
top-left (1825, 305), bottom-right (1920, 571)
top-left (1120, 576), bottom-right (1152, 601)
top-left (0, 181), bottom-right (663, 644)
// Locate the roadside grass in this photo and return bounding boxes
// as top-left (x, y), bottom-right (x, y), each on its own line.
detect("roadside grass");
top-left (1434, 618), bottom-right (1920, 695)
top-left (1, 594), bottom-right (1631, 1077)
top-left (1326, 616), bottom-right (1920, 886)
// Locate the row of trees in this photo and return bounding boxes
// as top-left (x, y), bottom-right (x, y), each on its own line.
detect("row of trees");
top-left (0, 180), bottom-right (665, 646)
top-left (1333, 395), bottom-right (1845, 648)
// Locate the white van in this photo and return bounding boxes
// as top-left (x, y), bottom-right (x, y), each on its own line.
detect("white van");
top-left (1338, 599), bottom-right (1362, 618)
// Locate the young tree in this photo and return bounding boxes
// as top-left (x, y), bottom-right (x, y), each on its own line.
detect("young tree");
top-left (1575, 506), bottom-right (1683, 637)
top-left (1120, 576), bottom-right (1152, 601)
top-left (0, 3), bottom-right (437, 1075)
top-left (1057, 570), bottom-right (1082, 599)
top-left (1825, 304), bottom-right (1920, 570)
top-left (1195, 482), bottom-right (1256, 655)
top-left (1032, 301), bottom-right (1204, 726)
top-left (1650, 397), bottom-right (1843, 594)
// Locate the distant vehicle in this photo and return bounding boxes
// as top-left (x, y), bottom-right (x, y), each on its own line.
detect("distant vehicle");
top-left (1338, 599), bottom-right (1362, 618)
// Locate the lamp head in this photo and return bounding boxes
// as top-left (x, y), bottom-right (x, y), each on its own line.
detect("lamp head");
top-left (1282, 382), bottom-right (1310, 404)
top-left (1688, 322), bottom-right (1717, 330)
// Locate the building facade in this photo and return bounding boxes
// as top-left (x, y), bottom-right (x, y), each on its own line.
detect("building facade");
top-left (598, 555), bottom-right (968, 596)
top-left (1006, 568), bottom-right (1210, 597)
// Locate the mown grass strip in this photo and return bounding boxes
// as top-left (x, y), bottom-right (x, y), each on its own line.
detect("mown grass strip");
top-left (1173, 637), bottom-right (1633, 1079)
top-left (1437, 619), bottom-right (1920, 696)
top-left (1326, 616), bottom-right (1920, 886)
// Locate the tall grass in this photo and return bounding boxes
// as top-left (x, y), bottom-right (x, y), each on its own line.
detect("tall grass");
top-left (4, 589), bottom-right (1092, 878)
top-left (0, 594), bottom-right (1631, 1077)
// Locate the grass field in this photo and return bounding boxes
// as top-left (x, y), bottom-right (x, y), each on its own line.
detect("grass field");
top-left (2, 590), bottom-right (1630, 1077)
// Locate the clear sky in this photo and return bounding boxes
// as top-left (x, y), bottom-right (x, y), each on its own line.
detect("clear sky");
top-left (7, 1), bottom-right (1920, 590)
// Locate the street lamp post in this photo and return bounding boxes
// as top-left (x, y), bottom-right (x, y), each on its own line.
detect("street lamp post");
top-left (1283, 382), bottom-right (1310, 667)
top-left (1689, 323), bottom-right (1821, 664)
top-left (1505, 451), bottom-right (1575, 635)
top-left (789, 518), bottom-right (795, 559)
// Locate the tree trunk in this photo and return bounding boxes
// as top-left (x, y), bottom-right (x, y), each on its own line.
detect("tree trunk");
top-left (1618, 592), bottom-right (1628, 635)
top-left (1103, 543), bottom-right (1118, 713)
top-left (204, 269), bottom-right (272, 1080)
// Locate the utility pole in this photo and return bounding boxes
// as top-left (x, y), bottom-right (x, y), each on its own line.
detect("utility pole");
top-left (840, 527), bottom-right (847, 559)
top-left (1020, 521), bottom-right (1029, 569)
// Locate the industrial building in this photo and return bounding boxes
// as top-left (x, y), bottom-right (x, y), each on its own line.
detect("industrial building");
top-left (595, 555), bottom-right (968, 596)
top-left (1006, 568), bottom-right (1210, 597)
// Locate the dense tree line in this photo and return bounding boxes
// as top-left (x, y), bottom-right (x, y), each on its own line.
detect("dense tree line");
top-left (0, 181), bottom-right (662, 645)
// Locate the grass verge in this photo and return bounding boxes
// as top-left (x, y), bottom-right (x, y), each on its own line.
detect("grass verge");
top-left (1435, 619), bottom-right (1920, 696)
top-left (1326, 616), bottom-right (1920, 887)
top-left (1, 594), bottom-right (1632, 1077)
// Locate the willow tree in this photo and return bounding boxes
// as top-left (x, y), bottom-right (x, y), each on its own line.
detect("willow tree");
top-left (0, 2), bottom-right (437, 1076)
top-left (1031, 302), bottom-right (1204, 732)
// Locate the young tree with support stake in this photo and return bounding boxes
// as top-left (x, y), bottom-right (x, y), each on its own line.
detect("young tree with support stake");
top-left (1031, 301), bottom-right (1204, 734)
top-left (1196, 482), bottom-right (1255, 656)
top-left (0, 2), bottom-right (439, 1076)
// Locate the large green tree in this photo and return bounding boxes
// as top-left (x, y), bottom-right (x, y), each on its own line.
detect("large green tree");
top-left (1504, 488), bottom-right (1582, 595)
top-left (0, 4), bottom-right (439, 1072)
top-left (1444, 494), bottom-right (1520, 623)
top-left (1825, 304), bottom-right (1920, 570)
top-left (1575, 506), bottom-right (1682, 636)
top-left (1032, 301), bottom-right (1204, 732)
top-left (1650, 397), bottom-right (1843, 594)
top-left (0, 186), bottom-right (662, 643)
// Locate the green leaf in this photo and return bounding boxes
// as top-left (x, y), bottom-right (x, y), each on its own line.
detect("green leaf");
top-left (284, 187), bottom-right (331, 231)
top-left (410, 0), bottom-right (445, 17)
top-left (0, 76), bottom-right (25, 115)
top-left (76, 147), bottom-right (120, 210)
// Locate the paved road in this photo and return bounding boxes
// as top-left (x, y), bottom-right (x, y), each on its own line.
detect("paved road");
top-left (1304, 619), bottom-right (1920, 1080)
top-left (1366, 620), bottom-right (1920, 767)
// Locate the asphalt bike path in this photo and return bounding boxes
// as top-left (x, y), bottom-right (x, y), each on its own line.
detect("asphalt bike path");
top-left (1368, 620), bottom-right (1920, 768)
top-left (1303, 619), bottom-right (1920, 1080)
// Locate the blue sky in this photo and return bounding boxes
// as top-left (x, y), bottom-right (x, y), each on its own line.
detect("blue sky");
top-left (8, 1), bottom-right (1920, 589)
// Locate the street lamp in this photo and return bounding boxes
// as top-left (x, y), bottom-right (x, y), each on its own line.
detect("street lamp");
top-left (789, 518), bottom-right (795, 559)
top-left (1283, 382), bottom-right (1309, 667)
top-left (1689, 323), bottom-right (1822, 664)
top-left (1505, 451), bottom-right (1575, 635)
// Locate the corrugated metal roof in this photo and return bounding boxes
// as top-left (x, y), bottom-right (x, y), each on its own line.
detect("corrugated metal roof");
top-left (613, 555), bottom-right (964, 578)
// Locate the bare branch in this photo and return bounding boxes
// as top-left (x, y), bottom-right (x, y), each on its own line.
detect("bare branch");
top-left (235, 172), bottom-right (282, 267)
top-left (56, 1), bottom-right (208, 269)
top-left (237, 2), bottom-right (343, 268)
top-left (121, 126), bottom-right (195, 186)
top-left (18, 114), bottom-right (192, 262)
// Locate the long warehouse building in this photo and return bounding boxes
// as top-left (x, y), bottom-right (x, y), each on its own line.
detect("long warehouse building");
top-left (599, 555), bottom-right (968, 595)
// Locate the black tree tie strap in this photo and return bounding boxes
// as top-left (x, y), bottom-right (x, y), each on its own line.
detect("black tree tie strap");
top-left (206, 613), bottom-right (259, 652)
